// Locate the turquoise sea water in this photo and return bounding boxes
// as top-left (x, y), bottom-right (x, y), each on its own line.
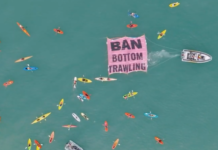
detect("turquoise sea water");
top-left (0, 0), bottom-right (218, 150)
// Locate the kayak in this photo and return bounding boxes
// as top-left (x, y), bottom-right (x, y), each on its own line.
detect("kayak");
top-left (27, 138), bottom-right (31, 150)
top-left (79, 94), bottom-right (87, 100)
top-left (155, 136), bottom-right (164, 144)
top-left (144, 112), bottom-right (158, 118)
top-left (49, 131), bottom-right (55, 143)
top-left (23, 66), bottom-right (38, 71)
top-left (104, 121), bottom-right (108, 132)
top-left (82, 91), bottom-right (90, 100)
top-left (34, 140), bottom-right (42, 149)
top-left (15, 56), bottom-right (32, 63)
top-left (54, 29), bottom-right (63, 34)
top-left (58, 99), bottom-right (64, 110)
top-left (3, 80), bottom-right (13, 87)
top-left (77, 95), bottom-right (84, 102)
top-left (127, 24), bottom-right (138, 28)
top-left (95, 77), bottom-right (117, 82)
top-left (73, 77), bottom-right (77, 88)
top-left (17, 22), bottom-right (30, 36)
top-left (72, 113), bottom-right (81, 122)
top-left (125, 113), bottom-right (135, 118)
top-left (128, 12), bottom-right (139, 18)
top-left (123, 92), bottom-right (138, 99)
top-left (62, 125), bottom-right (77, 128)
top-left (157, 30), bottom-right (166, 39)
top-left (36, 146), bottom-right (40, 150)
top-left (169, 2), bottom-right (180, 7)
top-left (31, 112), bottom-right (51, 124)
top-left (81, 113), bottom-right (89, 120)
top-left (77, 77), bottom-right (92, 83)
top-left (112, 139), bottom-right (119, 149)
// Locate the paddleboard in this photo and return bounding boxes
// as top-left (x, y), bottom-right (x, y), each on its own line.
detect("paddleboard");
top-left (82, 91), bottom-right (90, 100)
top-left (169, 2), bottom-right (180, 7)
top-left (72, 113), bottom-right (81, 122)
top-left (104, 121), bottom-right (108, 132)
top-left (58, 99), bottom-right (64, 110)
top-left (31, 112), bottom-right (51, 124)
top-left (34, 140), bottom-right (42, 149)
top-left (27, 138), bottom-right (31, 150)
top-left (79, 94), bottom-right (86, 100)
top-left (24, 66), bottom-right (38, 71)
top-left (95, 77), bottom-right (117, 81)
top-left (54, 29), bottom-right (63, 34)
top-left (127, 24), bottom-right (138, 28)
top-left (49, 131), bottom-right (54, 143)
top-left (62, 125), bottom-right (77, 128)
top-left (125, 113), bottom-right (135, 118)
top-left (77, 95), bottom-right (84, 102)
top-left (157, 30), bottom-right (166, 39)
top-left (3, 80), bottom-right (13, 87)
top-left (112, 139), bottom-right (119, 149)
top-left (15, 56), bottom-right (32, 63)
top-left (123, 92), bottom-right (138, 99)
top-left (77, 78), bottom-right (92, 83)
top-left (128, 12), bottom-right (139, 18)
top-left (17, 22), bottom-right (30, 36)
top-left (81, 113), bottom-right (89, 120)
top-left (155, 136), bottom-right (164, 144)
top-left (144, 112), bottom-right (158, 118)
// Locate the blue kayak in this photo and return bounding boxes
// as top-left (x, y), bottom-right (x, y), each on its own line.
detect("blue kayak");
top-left (128, 12), bottom-right (139, 18)
top-left (23, 66), bottom-right (38, 71)
top-left (79, 94), bottom-right (87, 100)
top-left (144, 112), bottom-right (158, 118)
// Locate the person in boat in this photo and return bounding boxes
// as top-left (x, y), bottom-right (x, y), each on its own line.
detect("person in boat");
top-left (82, 78), bottom-right (86, 82)
top-left (107, 77), bottom-right (110, 80)
top-left (21, 58), bottom-right (25, 61)
top-left (19, 25), bottom-right (25, 30)
top-left (100, 77), bottom-right (103, 80)
top-left (149, 114), bottom-right (154, 117)
top-left (130, 12), bottom-right (136, 17)
top-left (129, 21), bottom-right (133, 28)
top-left (56, 29), bottom-right (61, 33)
top-left (124, 95), bottom-right (127, 99)
top-left (27, 64), bottom-right (31, 70)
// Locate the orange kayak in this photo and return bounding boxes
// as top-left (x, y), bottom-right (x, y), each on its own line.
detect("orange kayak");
top-left (104, 121), bottom-right (108, 132)
top-left (54, 29), bottom-right (63, 34)
top-left (3, 80), bottom-right (13, 87)
top-left (82, 91), bottom-right (90, 100)
top-left (127, 24), bottom-right (138, 28)
top-left (155, 136), bottom-right (163, 144)
top-left (112, 139), bottom-right (119, 149)
top-left (125, 113), bottom-right (135, 118)
top-left (34, 140), bottom-right (42, 148)
top-left (17, 22), bottom-right (30, 36)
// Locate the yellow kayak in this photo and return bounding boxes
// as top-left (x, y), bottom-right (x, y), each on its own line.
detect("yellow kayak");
top-left (169, 2), bottom-right (180, 8)
top-left (36, 145), bottom-right (40, 150)
top-left (58, 99), bottom-right (64, 110)
top-left (77, 78), bottom-right (92, 83)
top-left (15, 56), bottom-right (32, 63)
top-left (123, 92), bottom-right (138, 99)
top-left (157, 30), bottom-right (166, 39)
top-left (27, 138), bottom-right (31, 150)
top-left (31, 112), bottom-right (51, 124)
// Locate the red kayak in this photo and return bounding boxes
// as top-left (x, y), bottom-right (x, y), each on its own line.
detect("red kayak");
top-left (82, 91), bottom-right (90, 100)
top-left (125, 113), bottom-right (135, 118)
top-left (126, 24), bottom-right (138, 28)
top-left (54, 28), bottom-right (63, 34)
top-left (155, 136), bottom-right (164, 144)
top-left (34, 140), bottom-right (42, 148)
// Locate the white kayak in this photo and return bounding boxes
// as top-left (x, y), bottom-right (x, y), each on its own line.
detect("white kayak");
top-left (95, 77), bottom-right (117, 81)
top-left (77, 96), bottom-right (84, 102)
top-left (181, 49), bottom-right (212, 63)
top-left (74, 77), bottom-right (77, 88)
top-left (72, 113), bottom-right (81, 122)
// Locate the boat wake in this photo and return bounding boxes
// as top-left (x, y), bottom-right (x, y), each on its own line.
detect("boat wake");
top-left (148, 50), bottom-right (179, 66)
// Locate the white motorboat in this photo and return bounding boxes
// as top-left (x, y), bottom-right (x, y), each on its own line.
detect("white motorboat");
top-left (181, 49), bottom-right (212, 63)
top-left (65, 140), bottom-right (83, 150)
top-left (95, 77), bottom-right (117, 81)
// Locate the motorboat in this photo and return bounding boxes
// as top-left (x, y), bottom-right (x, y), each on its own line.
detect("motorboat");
top-left (181, 49), bottom-right (212, 63)
top-left (65, 140), bottom-right (83, 150)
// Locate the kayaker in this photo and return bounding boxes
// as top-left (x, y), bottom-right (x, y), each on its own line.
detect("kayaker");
top-left (129, 21), bottom-right (133, 28)
top-left (130, 13), bottom-right (135, 17)
top-left (27, 64), bottom-right (31, 70)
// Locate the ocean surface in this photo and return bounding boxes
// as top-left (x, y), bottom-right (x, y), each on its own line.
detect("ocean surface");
top-left (0, 0), bottom-right (218, 150)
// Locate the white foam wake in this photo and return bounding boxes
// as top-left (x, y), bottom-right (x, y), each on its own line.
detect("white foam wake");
top-left (148, 50), bottom-right (179, 66)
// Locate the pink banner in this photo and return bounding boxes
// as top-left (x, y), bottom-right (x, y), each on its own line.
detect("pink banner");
top-left (107, 35), bottom-right (148, 75)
